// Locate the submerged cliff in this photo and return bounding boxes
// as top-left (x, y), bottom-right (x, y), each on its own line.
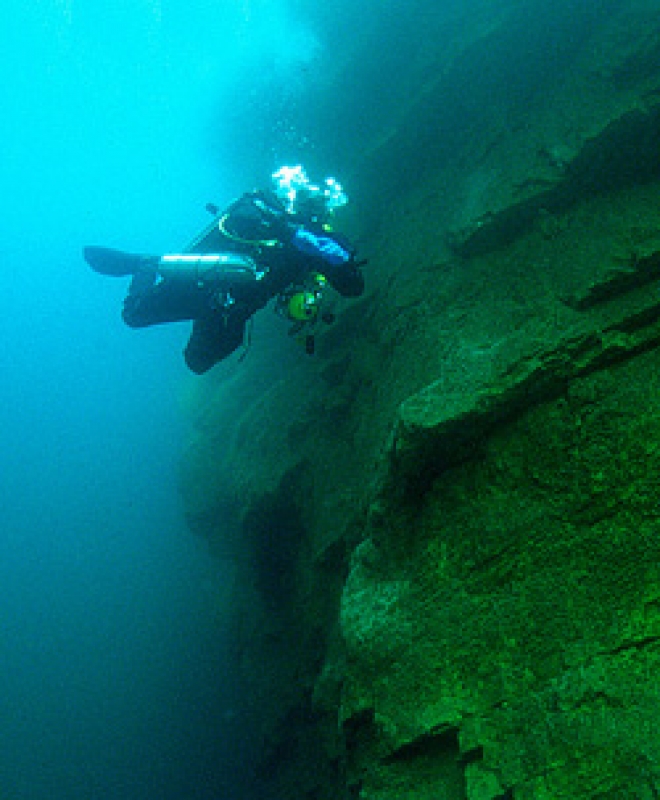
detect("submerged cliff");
top-left (181, 2), bottom-right (660, 797)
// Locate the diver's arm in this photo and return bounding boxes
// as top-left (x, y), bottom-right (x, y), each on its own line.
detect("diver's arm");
top-left (289, 225), bottom-right (365, 297)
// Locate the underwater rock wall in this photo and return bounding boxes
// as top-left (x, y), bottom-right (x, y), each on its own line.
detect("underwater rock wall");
top-left (180, 2), bottom-right (660, 798)
top-left (339, 211), bottom-right (660, 798)
top-left (342, 344), bottom-right (660, 800)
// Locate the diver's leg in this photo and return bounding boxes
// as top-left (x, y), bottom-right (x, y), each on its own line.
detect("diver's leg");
top-left (122, 276), bottom-right (214, 328)
top-left (184, 310), bottom-right (248, 374)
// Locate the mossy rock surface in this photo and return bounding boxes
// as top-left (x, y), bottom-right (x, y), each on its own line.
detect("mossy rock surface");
top-left (340, 347), bottom-right (660, 798)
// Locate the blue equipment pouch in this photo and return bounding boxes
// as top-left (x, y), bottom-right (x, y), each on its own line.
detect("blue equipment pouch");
top-left (292, 228), bottom-right (353, 267)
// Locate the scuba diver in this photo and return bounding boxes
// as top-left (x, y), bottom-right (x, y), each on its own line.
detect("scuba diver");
top-left (84, 166), bottom-right (365, 374)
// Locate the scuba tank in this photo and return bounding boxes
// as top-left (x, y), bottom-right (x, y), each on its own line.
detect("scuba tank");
top-left (157, 252), bottom-right (265, 287)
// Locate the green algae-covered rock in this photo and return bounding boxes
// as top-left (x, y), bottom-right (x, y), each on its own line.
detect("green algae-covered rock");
top-left (340, 347), bottom-right (660, 799)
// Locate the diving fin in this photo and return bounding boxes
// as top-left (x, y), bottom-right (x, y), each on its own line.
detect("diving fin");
top-left (84, 246), bottom-right (153, 277)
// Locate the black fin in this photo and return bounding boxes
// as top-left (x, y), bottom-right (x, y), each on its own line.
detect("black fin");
top-left (83, 246), bottom-right (148, 277)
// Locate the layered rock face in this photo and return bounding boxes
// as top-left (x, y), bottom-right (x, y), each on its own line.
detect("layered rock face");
top-left (181, 2), bottom-right (660, 798)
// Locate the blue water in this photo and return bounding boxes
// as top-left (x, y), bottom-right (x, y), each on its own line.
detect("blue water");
top-left (0, 2), bottom-right (320, 797)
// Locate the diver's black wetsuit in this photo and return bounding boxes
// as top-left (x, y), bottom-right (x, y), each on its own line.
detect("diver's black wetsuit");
top-left (87, 190), bottom-right (364, 374)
